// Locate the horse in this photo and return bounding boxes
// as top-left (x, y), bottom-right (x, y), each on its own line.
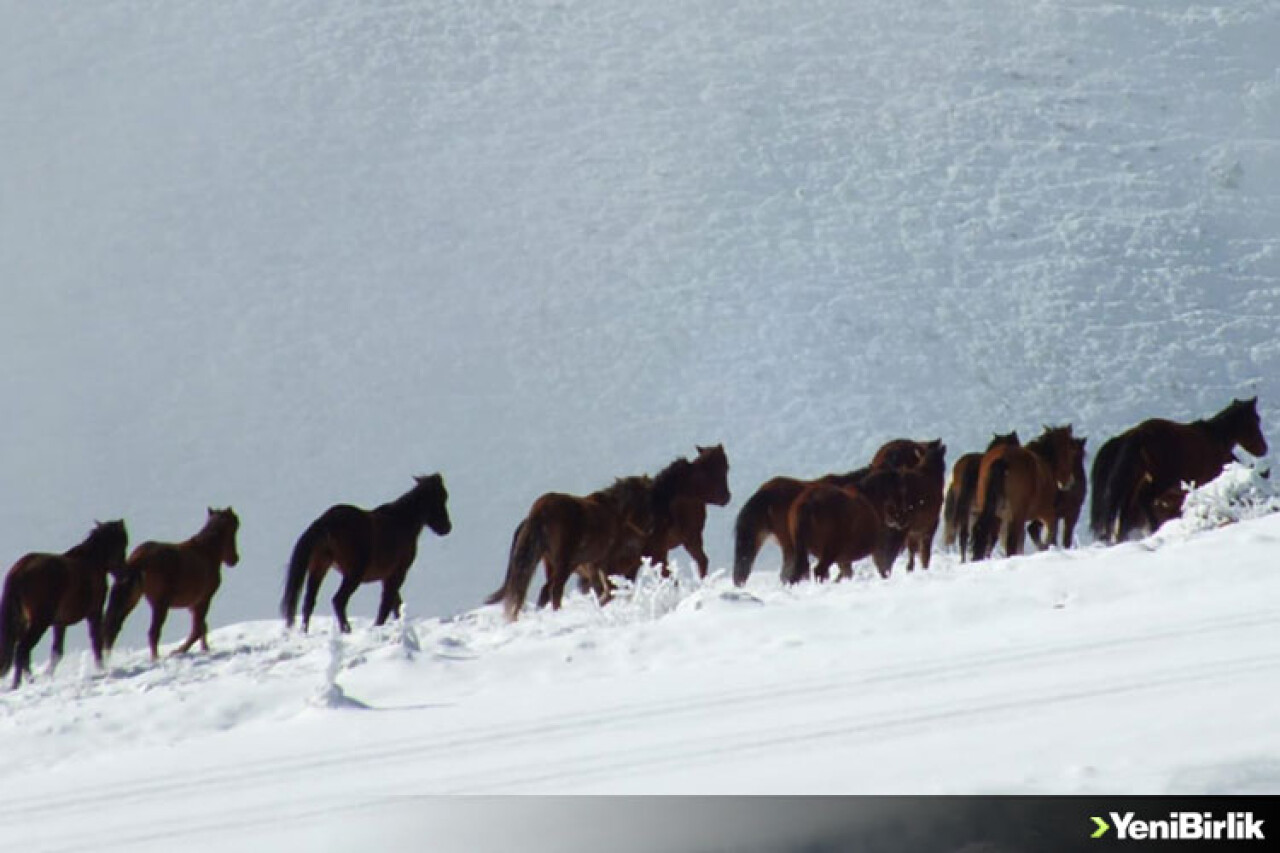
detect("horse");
top-left (731, 437), bottom-right (930, 586)
top-left (104, 508), bottom-right (240, 660)
top-left (486, 475), bottom-right (654, 621)
top-left (732, 468), bottom-right (868, 586)
top-left (942, 432), bottom-right (1019, 561)
top-left (786, 470), bottom-right (906, 583)
top-left (1029, 436), bottom-right (1087, 549)
top-left (870, 437), bottom-right (943, 471)
top-left (530, 444), bottom-right (732, 607)
top-left (281, 474), bottom-right (452, 633)
top-left (0, 520), bottom-right (129, 688)
top-left (894, 441), bottom-right (948, 571)
top-left (1090, 398), bottom-right (1267, 543)
top-left (970, 426), bottom-right (1084, 561)
top-left (636, 444), bottom-right (732, 579)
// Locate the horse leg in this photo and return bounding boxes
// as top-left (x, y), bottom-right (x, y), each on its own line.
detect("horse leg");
top-left (331, 573), bottom-right (363, 633)
top-left (49, 624), bottom-right (66, 675)
top-left (906, 536), bottom-right (917, 573)
top-left (1005, 516), bottom-right (1026, 557)
top-left (920, 525), bottom-right (937, 569)
top-left (300, 567), bottom-right (327, 634)
top-left (85, 611), bottom-right (107, 669)
top-left (536, 582), bottom-right (552, 609)
top-left (148, 602), bottom-right (169, 660)
top-left (375, 573), bottom-right (407, 626)
top-left (175, 601), bottom-right (210, 655)
top-left (16, 620), bottom-right (49, 687)
top-left (685, 531), bottom-right (710, 580)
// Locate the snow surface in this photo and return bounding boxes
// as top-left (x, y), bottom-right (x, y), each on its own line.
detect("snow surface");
top-left (1, 0), bottom-right (1279, 838)
top-left (2, 513), bottom-right (1280, 850)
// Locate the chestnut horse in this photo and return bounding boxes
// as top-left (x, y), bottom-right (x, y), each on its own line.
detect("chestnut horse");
top-left (487, 476), bottom-right (655, 621)
top-left (0, 520), bottom-right (129, 688)
top-left (637, 444), bottom-right (732, 579)
top-left (530, 444), bottom-right (732, 607)
top-left (786, 469), bottom-right (906, 583)
top-left (731, 437), bottom-right (931, 586)
top-left (1029, 436), bottom-right (1087, 549)
top-left (1090, 398), bottom-right (1267, 543)
top-left (282, 474), bottom-right (452, 633)
top-left (970, 426), bottom-right (1084, 561)
top-left (942, 432), bottom-right (1019, 561)
top-left (104, 508), bottom-right (240, 660)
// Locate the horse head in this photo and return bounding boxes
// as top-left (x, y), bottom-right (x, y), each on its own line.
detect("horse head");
top-left (413, 474), bottom-right (453, 536)
top-left (207, 507), bottom-right (241, 567)
top-left (1232, 397), bottom-right (1268, 457)
top-left (694, 444), bottom-right (732, 506)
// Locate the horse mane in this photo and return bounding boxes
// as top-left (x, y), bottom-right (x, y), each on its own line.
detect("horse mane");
top-left (388, 475), bottom-right (444, 516)
top-left (594, 475), bottom-right (655, 523)
top-left (651, 457), bottom-right (693, 508)
top-left (191, 509), bottom-right (237, 548)
top-left (1026, 425), bottom-right (1073, 464)
top-left (69, 520), bottom-right (127, 561)
top-left (1204, 398), bottom-right (1256, 434)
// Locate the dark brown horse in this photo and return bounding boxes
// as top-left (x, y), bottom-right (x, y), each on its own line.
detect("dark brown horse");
top-left (970, 426), bottom-right (1084, 561)
top-left (530, 444), bottom-right (732, 606)
top-left (0, 520), bottom-right (129, 688)
top-left (636, 444), bottom-right (732, 579)
top-left (1090, 398), bottom-right (1267, 543)
top-left (282, 474), bottom-right (452, 633)
top-left (786, 470), bottom-right (906, 583)
top-left (732, 468), bottom-right (867, 586)
top-left (870, 437), bottom-right (943, 470)
top-left (487, 476), bottom-right (655, 621)
top-left (942, 432), bottom-right (1019, 561)
top-left (104, 508), bottom-right (240, 659)
top-left (894, 441), bottom-right (948, 571)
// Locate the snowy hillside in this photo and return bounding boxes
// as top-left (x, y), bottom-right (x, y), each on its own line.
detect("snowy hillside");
top-left (2, 0), bottom-right (1278, 638)
top-left (3, 512), bottom-right (1280, 850)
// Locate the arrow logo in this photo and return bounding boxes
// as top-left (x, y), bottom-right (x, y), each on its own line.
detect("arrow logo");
top-left (1091, 816), bottom-right (1111, 839)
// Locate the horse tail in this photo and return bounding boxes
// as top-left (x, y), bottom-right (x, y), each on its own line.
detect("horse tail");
top-left (785, 500), bottom-right (811, 585)
top-left (498, 516), bottom-right (545, 622)
top-left (732, 490), bottom-right (772, 587)
top-left (103, 566), bottom-right (144, 653)
top-left (1089, 436), bottom-right (1123, 543)
top-left (1101, 437), bottom-right (1147, 542)
top-left (0, 572), bottom-right (23, 679)
top-left (484, 519), bottom-right (526, 606)
top-left (942, 479), bottom-right (959, 546)
top-left (970, 458), bottom-right (1008, 561)
top-left (281, 516), bottom-right (328, 628)
top-left (951, 460), bottom-right (982, 560)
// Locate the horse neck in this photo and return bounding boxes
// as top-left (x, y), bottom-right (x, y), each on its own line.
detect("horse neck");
top-left (65, 533), bottom-right (116, 570)
top-left (1201, 410), bottom-right (1249, 453)
top-left (188, 523), bottom-right (230, 560)
top-left (387, 489), bottom-right (436, 528)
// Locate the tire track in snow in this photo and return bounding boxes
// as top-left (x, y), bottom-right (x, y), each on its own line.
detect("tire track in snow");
top-left (1, 607), bottom-right (1275, 828)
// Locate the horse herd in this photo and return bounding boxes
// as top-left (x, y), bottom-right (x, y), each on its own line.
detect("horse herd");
top-left (0, 398), bottom-right (1267, 689)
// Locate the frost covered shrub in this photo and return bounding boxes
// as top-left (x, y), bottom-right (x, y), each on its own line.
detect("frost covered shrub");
top-left (1157, 461), bottom-right (1280, 538)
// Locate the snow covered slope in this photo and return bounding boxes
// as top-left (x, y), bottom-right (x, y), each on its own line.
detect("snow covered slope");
top-left (2, 513), bottom-right (1279, 850)
top-left (2, 0), bottom-right (1278, 641)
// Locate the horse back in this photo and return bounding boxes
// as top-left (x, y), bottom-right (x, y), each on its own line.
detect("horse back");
top-left (129, 541), bottom-right (221, 607)
top-left (1131, 419), bottom-right (1234, 487)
